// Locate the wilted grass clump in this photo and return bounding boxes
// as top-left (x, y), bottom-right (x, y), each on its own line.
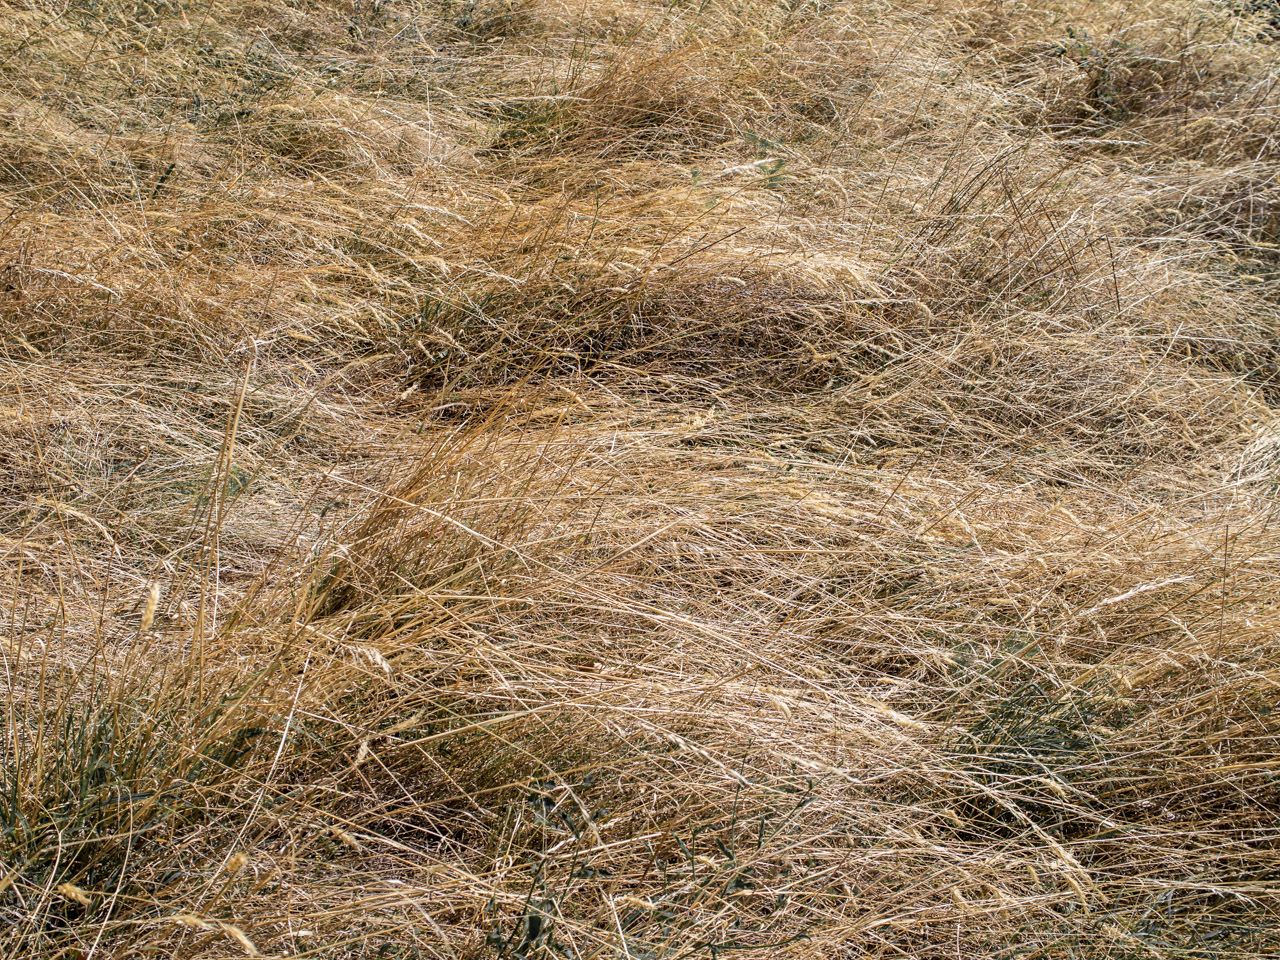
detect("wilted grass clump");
top-left (2, 0), bottom-right (1279, 957)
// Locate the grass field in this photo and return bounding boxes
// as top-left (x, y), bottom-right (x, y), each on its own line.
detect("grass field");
top-left (1, 0), bottom-right (1279, 956)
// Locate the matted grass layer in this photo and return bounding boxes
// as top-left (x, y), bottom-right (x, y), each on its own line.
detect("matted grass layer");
top-left (1, 0), bottom-right (1278, 957)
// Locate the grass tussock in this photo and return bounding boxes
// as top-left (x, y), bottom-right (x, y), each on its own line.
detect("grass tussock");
top-left (2, 0), bottom-right (1280, 957)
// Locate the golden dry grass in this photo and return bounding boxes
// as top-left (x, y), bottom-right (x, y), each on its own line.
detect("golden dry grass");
top-left (2, 0), bottom-right (1279, 957)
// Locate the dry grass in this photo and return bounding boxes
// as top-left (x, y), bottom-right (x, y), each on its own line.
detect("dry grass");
top-left (2, 0), bottom-right (1279, 957)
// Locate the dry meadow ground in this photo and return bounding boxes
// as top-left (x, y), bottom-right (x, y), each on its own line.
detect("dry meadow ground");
top-left (1, 0), bottom-right (1279, 956)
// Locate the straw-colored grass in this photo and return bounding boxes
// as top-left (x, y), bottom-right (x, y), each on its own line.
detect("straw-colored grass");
top-left (2, 0), bottom-right (1279, 957)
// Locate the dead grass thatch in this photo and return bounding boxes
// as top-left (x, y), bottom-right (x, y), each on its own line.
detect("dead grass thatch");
top-left (2, 0), bottom-right (1279, 957)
